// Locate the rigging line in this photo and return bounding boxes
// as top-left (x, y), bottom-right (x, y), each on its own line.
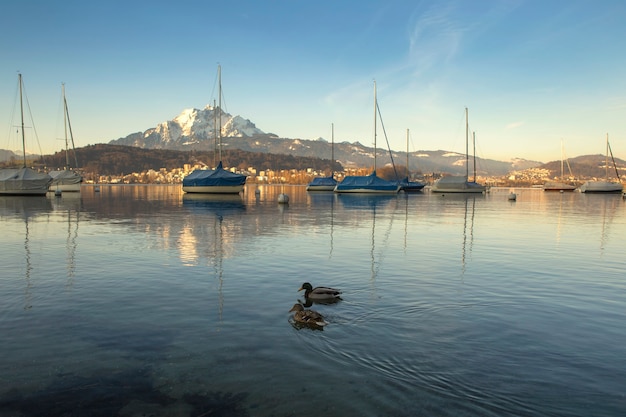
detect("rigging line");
top-left (21, 78), bottom-right (46, 165)
top-left (64, 93), bottom-right (79, 169)
top-left (5, 77), bottom-right (21, 149)
top-left (375, 100), bottom-right (399, 180)
top-left (607, 140), bottom-right (620, 181)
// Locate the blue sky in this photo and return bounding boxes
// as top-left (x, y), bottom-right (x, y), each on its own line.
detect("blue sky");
top-left (2, 0), bottom-right (626, 162)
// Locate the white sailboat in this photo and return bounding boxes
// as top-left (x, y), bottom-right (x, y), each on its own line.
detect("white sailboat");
top-left (543, 139), bottom-right (576, 191)
top-left (182, 65), bottom-right (246, 194)
top-left (580, 133), bottom-right (623, 193)
top-left (431, 108), bottom-right (486, 193)
top-left (49, 83), bottom-right (83, 192)
top-left (0, 73), bottom-right (52, 196)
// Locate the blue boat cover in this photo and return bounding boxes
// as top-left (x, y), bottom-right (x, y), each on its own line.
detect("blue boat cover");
top-left (398, 177), bottom-right (425, 191)
top-left (335, 171), bottom-right (399, 192)
top-left (308, 176), bottom-right (337, 187)
top-left (182, 162), bottom-right (246, 187)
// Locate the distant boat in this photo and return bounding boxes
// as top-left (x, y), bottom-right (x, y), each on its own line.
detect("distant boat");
top-left (398, 129), bottom-right (425, 192)
top-left (543, 140), bottom-right (576, 191)
top-left (307, 123), bottom-right (337, 191)
top-left (334, 81), bottom-right (400, 194)
top-left (431, 108), bottom-right (486, 194)
top-left (49, 83), bottom-right (83, 192)
top-left (182, 65), bottom-right (246, 194)
top-left (580, 133), bottom-right (623, 193)
top-left (0, 74), bottom-right (51, 196)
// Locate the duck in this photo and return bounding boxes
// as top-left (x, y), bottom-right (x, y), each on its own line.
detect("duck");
top-left (298, 282), bottom-right (342, 300)
top-left (289, 303), bottom-right (327, 327)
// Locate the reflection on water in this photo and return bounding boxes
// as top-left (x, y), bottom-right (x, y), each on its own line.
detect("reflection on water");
top-left (1, 185), bottom-right (625, 416)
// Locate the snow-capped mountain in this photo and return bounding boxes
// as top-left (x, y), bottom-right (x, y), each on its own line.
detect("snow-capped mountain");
top-left (110, 105), bottom-right (265, 150)
top-left (107, 105), bottom-right (543, 176)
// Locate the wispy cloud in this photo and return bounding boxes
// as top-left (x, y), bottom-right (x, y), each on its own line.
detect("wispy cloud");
top-left (506, 121), bottom-right (524, 130)
top-left (407, 3), bottom-right (464, 72)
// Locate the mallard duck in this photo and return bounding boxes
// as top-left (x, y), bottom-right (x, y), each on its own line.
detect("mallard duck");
top-left (298, 282), bottom-right (342, 300)
top-left (289, 303), bottom-right (327, 327)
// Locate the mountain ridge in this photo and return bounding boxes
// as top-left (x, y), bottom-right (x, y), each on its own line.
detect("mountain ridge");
top-left (107, 105), bottom-right (541, 176)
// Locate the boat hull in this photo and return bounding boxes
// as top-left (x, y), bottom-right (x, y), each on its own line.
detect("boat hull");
top-left (306, 185), bottom-right (336, 191)
top-left (431, 176), bottom-right (486, 193)
top-left (580, 181), bottom-right (623, 193)
top-left (0, 189), bottom-right (49, 196)
top-left (182, 185), bottom-right (244, 194)
top-left (48, 184), bottom-right (82, 192)
top-left (543, 182), bottom-right (576, 191)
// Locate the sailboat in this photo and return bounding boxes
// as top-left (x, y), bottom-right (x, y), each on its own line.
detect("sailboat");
top-left (48, 83), bottom-right (83, 192)
top-left (543, 139), bottom-right (576, 191)
top-left (0, 73), bottom-right (52, 196)
top-left (580, 133), bottom-right (623, 193)
top-left (307, 123), bottom-right (338, 191)
top-left (334, 81), bottom-right (400, 194)
top-left (398, 128), bottom-right (425, 192)
top-left (182, 65), bottom-right (246, 194)
top-left (431, 108), bottom-right (486, 193)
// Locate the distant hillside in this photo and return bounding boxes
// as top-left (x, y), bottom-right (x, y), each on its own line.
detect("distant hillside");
top-left (37, 144), bottom-right (342, 176)
top-left (539, 154), bottom-right (626, 179)
top-left (108, 104), bottom-right (542, 176)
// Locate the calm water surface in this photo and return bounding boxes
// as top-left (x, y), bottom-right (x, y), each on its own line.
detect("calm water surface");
top-left (1, 185), bottom-right (625, 416)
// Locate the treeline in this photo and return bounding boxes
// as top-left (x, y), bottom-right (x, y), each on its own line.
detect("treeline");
top-left (36, 144), bottom-right (344, 175)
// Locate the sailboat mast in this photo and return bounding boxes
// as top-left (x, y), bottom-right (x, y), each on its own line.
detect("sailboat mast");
top-left (406, 128), bottom-right (409, 178)
top-left (218, 64), bottom-right (222, 163)
top-left (473, 131), bottom-right (477, 182)
top-left (62, 85), bottom-right (79, 169)
top-left (62, 83), bottom-right (70, 168)
top-left (605, 133), bottom-right (609, 180)
top-left (331, 123), bottom-right (334, 177)
top-left (560, 139), bottom-right (564, 180)
top-left (19, 73), bottom-right (26, 167)
top-left (373, 80), bottom-right (377, 173)
top-left (213, 99), bottom-right (217, 167)
top-left (465, 107), bottom-right (469, 179)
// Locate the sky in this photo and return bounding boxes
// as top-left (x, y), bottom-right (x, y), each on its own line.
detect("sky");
top-left (2, 0), bottom-right (626, 163)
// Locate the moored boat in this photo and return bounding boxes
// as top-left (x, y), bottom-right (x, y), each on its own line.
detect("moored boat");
top-left (431, 108), bottom-right (486, 194)
top-left (0, 74), bottom-right (51, 196)
top-left (580, 134), bottom-right (623, 194)
top-left (334, 81), bottom-right (399, 194)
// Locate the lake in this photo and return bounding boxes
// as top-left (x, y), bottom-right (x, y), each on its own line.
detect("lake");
top-left (1, 185), bottom-right (625, 417)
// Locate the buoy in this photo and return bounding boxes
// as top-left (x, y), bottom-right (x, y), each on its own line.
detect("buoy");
top-left (94, 185), bottom-right (100, 192)
top-left (277, 193), bottom-right (289, 204)
top-left (508, 192), bottom-right (517, 201)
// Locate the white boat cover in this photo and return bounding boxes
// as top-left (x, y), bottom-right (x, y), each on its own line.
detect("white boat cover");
top-left (0, 167), bottom-right (52, 193)
top-left (431, 175), bottom-right (486, 193)
top-left (49, 170), bottom-right (83, 185)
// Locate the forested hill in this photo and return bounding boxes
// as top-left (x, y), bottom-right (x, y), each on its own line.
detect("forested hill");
top-left (39, 144), bottom-right (343, 176)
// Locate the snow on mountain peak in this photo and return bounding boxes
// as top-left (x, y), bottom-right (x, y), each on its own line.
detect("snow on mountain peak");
top-left (120, 105), bottom-right (266, 148)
